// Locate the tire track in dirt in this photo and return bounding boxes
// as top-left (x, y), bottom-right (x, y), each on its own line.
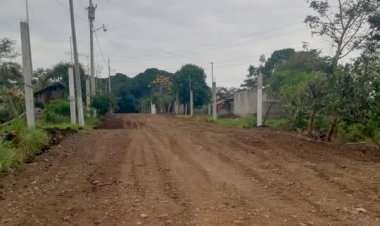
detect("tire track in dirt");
top-left (178, 123), bottom-right (379, 224)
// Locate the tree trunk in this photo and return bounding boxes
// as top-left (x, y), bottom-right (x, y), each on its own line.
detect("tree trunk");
top-left (326, 117), bottom-right (338, 142)
top-left (307, 110), bottom-right (315, 137)
top-left (263, 102), bottom-right (274, 125)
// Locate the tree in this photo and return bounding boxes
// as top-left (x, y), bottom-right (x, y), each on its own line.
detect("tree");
top-left (268, 50), bottom-right (330, 135)
top-left (0, 38), bottom-right (18, 62)
top-left (173, 64), bottom-right (211, 108)
top-left (241, 48), bottom-right (296, 88)
top-left (241, 65), bottom-right (260, 88)
top-left (305, 0), bottom-right (378, 68)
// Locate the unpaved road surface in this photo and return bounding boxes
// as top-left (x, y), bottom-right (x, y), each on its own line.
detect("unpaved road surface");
top-left (1, 114), bottom-right (379, 226)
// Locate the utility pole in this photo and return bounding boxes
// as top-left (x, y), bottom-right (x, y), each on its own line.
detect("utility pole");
top-left (86, 56), bottom-right (91, 109)
top-left (25, 0), bottom-right (30, 23)
top-left (108, 57), bottom-right (112, 113)
top-left (68, 67), bottom-right (77, 124)
top-left (20, 21), bottom-right (35, 127)
top-left (88, 0), bottom-right (96, 96)
top-left (69, 36), bottom-right (73, 64)
top-left (189, 74), bottom-right (193, 117)
top-left (211, 62), bottom-right (217, 121)
top-left (257, 56), bottom-right (265, 127)
top-left (108, 57), bottom-right (111, 93)
top-left (69, 0), bottom-right (85, 126)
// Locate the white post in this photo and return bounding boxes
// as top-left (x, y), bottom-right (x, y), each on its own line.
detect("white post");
top-left (211, 62), bottom-right (217, 121)
top-left (20, 21), bottom-right (35, 127)
top-left (190, 90), bottom-right (194, 117)
top-left (86, 77), bottom-right (90, 108)
top-left (88, 0), bottom-right (96, 95)
top-left (68, 67), bottom-right (77, 124)
top-left (69, 0), bottom-right (85, 126)
top-left (257, 74), bottom-right (263, 127)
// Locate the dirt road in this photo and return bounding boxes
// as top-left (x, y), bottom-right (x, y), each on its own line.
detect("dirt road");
top-left (1, 114), bottom-right (379, 226)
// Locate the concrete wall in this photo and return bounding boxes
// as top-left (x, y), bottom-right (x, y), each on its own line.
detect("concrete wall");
top-left (233, 89), bottom-right (283, 117)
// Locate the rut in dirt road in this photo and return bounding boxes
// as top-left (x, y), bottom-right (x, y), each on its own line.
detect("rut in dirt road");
top-left (0, 114), bottom-right (379, 226)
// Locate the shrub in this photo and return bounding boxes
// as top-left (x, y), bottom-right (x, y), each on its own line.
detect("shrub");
top-left (43, 100), bottom-right (70, 123)
top-left (91, 92), bottom-right (116, 116)
top-left (339, 123), bottom-right (366, 142)
top-left (13, 126), bottom-right (48, 157)
top-left (0, 107), bottom-right (12, 123)
top-left (0, 142), bottom-right (17, 172)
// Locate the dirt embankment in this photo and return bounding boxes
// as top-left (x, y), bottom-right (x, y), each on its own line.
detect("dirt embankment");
top-left (0, 114), bottom-right (379, 226)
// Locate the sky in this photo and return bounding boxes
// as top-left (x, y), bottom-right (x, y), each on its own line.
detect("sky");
top-left (1, 0), bottom-right (337, 87)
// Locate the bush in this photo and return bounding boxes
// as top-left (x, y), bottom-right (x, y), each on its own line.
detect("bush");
top-left (13, 126), bottom-right (48, 157)
top-left (0, 107), bottom-right (12, 123)
top-left (339, 123), bottom-right (366, 142)
top-left (0, 142), bottom-right (17, 172)
top-left (91, 92), bottom-right (116, 116)
top-left (43, 100), bottom-right (70, 123)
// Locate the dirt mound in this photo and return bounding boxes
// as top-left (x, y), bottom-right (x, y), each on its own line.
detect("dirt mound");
top-left (95, 115), bottom-right (124, 130)
top-left (44, 127), bottom-right (78, 146)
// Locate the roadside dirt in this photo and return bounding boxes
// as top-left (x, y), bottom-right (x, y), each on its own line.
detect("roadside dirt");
top-left (0, 114), bottom-right (379, 226)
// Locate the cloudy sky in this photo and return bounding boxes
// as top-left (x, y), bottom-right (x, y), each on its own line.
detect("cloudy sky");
top-left (1, 0), bottom-right (335, 87)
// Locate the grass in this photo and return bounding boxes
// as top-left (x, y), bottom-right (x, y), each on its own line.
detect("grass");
top-left (13, 126), bottom-right (49, 157)
top-left (0, 142), bottom-right (17, 172)
top-left (215, 118), bottom-right (256, 128)
top-left (265, 118), bottom-right (289, 127)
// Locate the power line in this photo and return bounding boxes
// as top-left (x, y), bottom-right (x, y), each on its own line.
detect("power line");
top-left (94, 32), bottom-right (108, 70)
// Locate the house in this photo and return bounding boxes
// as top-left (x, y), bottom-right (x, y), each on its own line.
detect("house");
top-left (34, 83), bottom-right (66, 104)
top-left (233, 89), bottom-right (283, 117)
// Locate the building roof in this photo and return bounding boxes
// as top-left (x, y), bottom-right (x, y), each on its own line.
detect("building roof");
top-left (34, 83), bottom-right (66, 95)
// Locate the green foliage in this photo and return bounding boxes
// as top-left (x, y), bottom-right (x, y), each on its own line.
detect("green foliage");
top-left (0, 142), bottom-right (17, 172)
top-left (91, 92), bottom-right (116, 116)
top-left (265, 118), bottom-right (289, 128)
top-left (173, 64), bottom-right (211, 107)
top-left (43, 100), bottom-right (70, 123)
top-left (0, 107), bottom-right (12, 123)
top-left (12, 126), bottom-right (48, 157)
top-left (339, 123), bottom-right (367, 143)
top-left (215, 117), bottom-right (256, 128)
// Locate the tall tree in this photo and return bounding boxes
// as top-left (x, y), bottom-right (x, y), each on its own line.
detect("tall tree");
top-left (173, 64), bottom-right (210, 107)
top-left (305, 0), bottom-right (378, 68)
top-left (241, 48), bottom-right (295, 88)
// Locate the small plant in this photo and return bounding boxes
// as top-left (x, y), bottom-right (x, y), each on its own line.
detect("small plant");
top-left (91, 92), bottom-right (116, 116)
top-left (12, 126), bottom-right (48, 157)
top-left (43, 100), bottom-right (70, 123)
top-left (0, 142), bottom-right (17, 172)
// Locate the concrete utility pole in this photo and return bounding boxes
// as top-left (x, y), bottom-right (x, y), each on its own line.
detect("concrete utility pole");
top-left (69, 36), bottom-right (73, 64)
top-left (20, 21), bottom-right (35, 127)
top-left (257, 73), bottom-right (263, 127)
top-left (189, 75), bottom-right (193, 117)
top-left (88, 0), bottom-right (96, 96)
top-left (211, 62), bottom-right (217, 121)
top-left (108, 57), bottom-right (112, 93)
top-left (69, 0), bottom-right (85, 126)
top-left (25, 0), bottom-right (30, 23)
top-left (68, 67), bottom-right (77, 124)
top-left (257, 56), bottom-right (265, 127)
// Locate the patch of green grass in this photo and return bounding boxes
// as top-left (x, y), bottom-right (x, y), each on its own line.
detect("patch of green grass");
top-left (215, 118), bottom-right (256, 128)
top-left (0, 142), bottom-right (18, 172)
top-left (265, 118), bottom-right (289, 127)
top-left (13, 126), bottom-right (49, 157)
